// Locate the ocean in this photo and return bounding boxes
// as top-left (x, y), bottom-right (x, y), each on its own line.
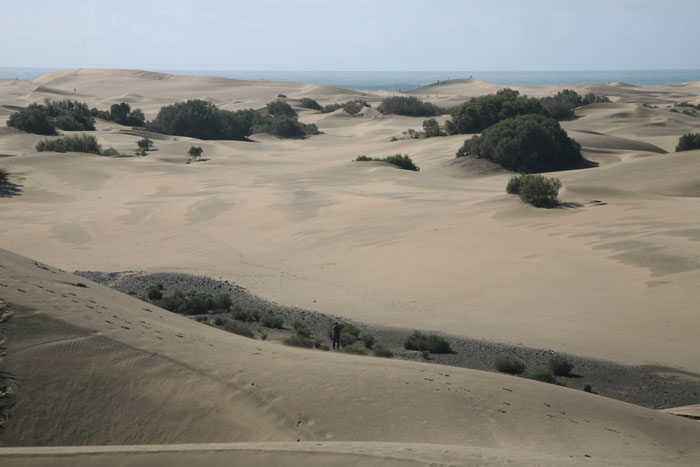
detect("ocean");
top-left (2, 68), bottom-right (700, 92)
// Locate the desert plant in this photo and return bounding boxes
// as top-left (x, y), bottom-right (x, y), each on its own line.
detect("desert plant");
top-left (522, 367), bottom-right (556, 384)
top-left (188, 146), bottom-right (203, 161)
top-left (259, 312), bottom-right (284, 329)
top-left (372, 344), bottom-right (394, 358)
top-left (266, 100), bottom-right (297, 117)
top-left (505, 175), bottom-right (523, 194)
top-left (514, 174), bottom-right (562, 207)
top-left (292, 319), bottom-right (312, 338)
top-left (403, 331), bottom-right (452, 354)
top-left (146, 286), bottom-right (163, 300)
top-left (378, 96), bottom-right (444, 117)
top-left (495, 356), bottom-right (526, 374)
top-left (458, 114), bottom-right (583, 173)
top-left (7, 104), bottom-right (57, 135)
top-left (360, 332), bottom-right (375, 349)
top-left (383, 154), bottom-right (419, 171)
top-left (548, 355), bottom-right (574, 376)
top-left (137, 138), bottom-right (154, 151)
top-left (233, 309), bottom-right (254, 322)
top-left (422, 118), bottom-right (444, 137)
top-left (340, 342), bottom-right (368, 355)
top-left (284, 334), bottom-right (314, 348)
top-left (102, 147), bottom-right (120, 157)
top-left (676, 133), bottom-right (700, 152)
top-left (36, 134), bottom-right (103, 154)
top-left (584, 383), bottom-right (593, 393)
top-left (223, 320), bottom-right (255, 338)
top-left (260, 332), bottom-right (268, 340)
top-left (299, 98), bottom-right (322, 111)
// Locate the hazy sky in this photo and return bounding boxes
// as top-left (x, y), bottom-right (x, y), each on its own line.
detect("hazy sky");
top-left (4, 0), bottom-right (699, 71)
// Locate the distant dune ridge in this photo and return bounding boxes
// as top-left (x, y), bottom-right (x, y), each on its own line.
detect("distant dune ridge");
top-left (1, 69), bottom-right (700, 466)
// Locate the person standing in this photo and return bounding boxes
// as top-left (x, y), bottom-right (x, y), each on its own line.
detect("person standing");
top-left (331, 322), bottom-right (341, 350)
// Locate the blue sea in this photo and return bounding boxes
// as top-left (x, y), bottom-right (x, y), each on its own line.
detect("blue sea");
top-left (2, 68), bottom-right (700, 92)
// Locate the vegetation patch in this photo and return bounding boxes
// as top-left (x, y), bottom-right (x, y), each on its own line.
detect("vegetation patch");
top-left (522, 367), bottom-right (556, 384)
top-left (36, 134), bottom-right (103, 155)
top-left (152, 289), bottom-right (232, 315)
top-left (259, 312), bottom-right (284, 329)
top-left (548, 355), bottom-right (574, 376)
top-left (676, 132), bottom-right (700, 151)
top-left (340, 342), bottom-right (368, 355)
top-left (266, 100), bottom-right (297, 117)
top-left (495, 356), bottom-right (526, 374)
top-left (355, 154), bottom-right (419, 171)
top-left (91, 102), bottom-right (145, 127)
top-left (321, 99), bottom-right (369, 116)
top-left (372, 344), bottom-right (394, 358)
top-left (403, 331), bottom-right (452, 354)
top-left (422, 118), bottom-right (444, 137)
top-left (506, 174), bottom-right (562, 208)
top-left (284, 334), bottom-right (314, 348)
top-left (377, 96), bottom-right (445, 117)
top-left (299, 98), bottom-right (322, 111)
top-left (457, 114), bottom-right (583, 173)
top-left (8, 100), bottom-right (95, 134)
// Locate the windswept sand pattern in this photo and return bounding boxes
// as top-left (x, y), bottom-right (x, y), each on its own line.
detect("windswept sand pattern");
top-left (1, 70), bottom-right (700, 465)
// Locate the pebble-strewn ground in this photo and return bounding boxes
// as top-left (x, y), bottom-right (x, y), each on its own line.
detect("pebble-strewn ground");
top-left (77, 270), bottom-right (700, 410)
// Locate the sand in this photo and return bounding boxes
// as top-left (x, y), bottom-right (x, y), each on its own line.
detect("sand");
top-left (1, 69), bottom-right (700, 465)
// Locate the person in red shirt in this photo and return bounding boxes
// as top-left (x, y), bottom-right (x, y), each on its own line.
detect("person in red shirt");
top-left (331, 322), bottom-right (341, 350)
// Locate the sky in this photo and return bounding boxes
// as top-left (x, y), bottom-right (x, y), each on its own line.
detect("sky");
top-left (3, 0), bottom-right (700, 71)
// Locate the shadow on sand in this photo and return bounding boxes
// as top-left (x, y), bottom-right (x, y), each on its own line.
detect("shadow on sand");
top-left (0, 170), bottom-right (23, 198)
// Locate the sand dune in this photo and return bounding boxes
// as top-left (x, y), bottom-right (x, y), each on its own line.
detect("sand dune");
top-left (1, 249), bottom-right (698, 465)
top-left (1, 69), bottom-right (700, 465)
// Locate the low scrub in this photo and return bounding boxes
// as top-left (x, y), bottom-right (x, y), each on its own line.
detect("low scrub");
top-left (322, 99), bottom-right (369, 116)
top-left (676, 133), bottom-right (700, 152)
top-left (340, 342), bottom-right (368, 355)
top-left (292, 319), bottom-right (312, 338)
top-left (457, 114), bottom-right (583, 173)
top-left (548, 355), bottom-right (574, 376)
top-left (223, 320), bottom-right (255, 339)
top-left (378, 96), bottom-right (445, 117)
top-left (495, 356), bottom-right (526, 374)
top-left (92, 102), bottom-right (145, 127)
top-left (372, 344), bottom-right (394, 358)
top-left (284, 334), bottom-right (314, 348)
top-left (360, 332), bottom-right (375, 349)
top-left (355, 154), bottom-right (419, 171)
top-left (403, 331), bottom-right (452, 353)
top-left (252, 115), bottom-right (319, 138)
top-left (522, 367), bottom-right (556, 384)
top-left (153, 289), bottom-right (232, 315)
top-left (8, 100), bottom-right (95, 135)
top-left (36, 134), bottom-right (103, 155)
top-left (259, 312), bottom-right (284, 329)
top-left (422, 118), bottom-right (444, 137)
top-left (299, 98), bottom-right (322, 111)
top-left (506, 174), bottom-right (562, 208)
top-left (266, 100), bottom-right (297, 117)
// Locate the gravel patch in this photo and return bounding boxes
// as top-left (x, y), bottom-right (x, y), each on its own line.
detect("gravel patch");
top-left (76, 270), bottom-right (700, 410)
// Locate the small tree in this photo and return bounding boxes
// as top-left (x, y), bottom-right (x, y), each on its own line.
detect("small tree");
top-left (422, 118), bottom-right (443, 137)
top-left (137, 138), bottom-right (153, 156)
top-left (676, 133), bottom-right (700, 152)
top-left (188, 146), bottom-right (203, 162)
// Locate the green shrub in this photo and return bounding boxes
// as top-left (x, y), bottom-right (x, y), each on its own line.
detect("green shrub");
top-left (137, 138), bottom-right (153, 151)
top-left (676, 133), bottom-right (700, 152)
top-left (212, 293), bottom-right (232, 310)
top-left (403, 331), bottom-right (452, 353)
top-left (8, 104), bottom-right (57, 135)
top-left (153, 289), bottom-right (230, 315)
top-left (188, 146), bottom-right (203, 162)
top-left (252, 115), bottom-right (318, 138)
top-left (314, 339), bottom-right (330, 350)
top-left (378, 96), bottom-right (444, 117)
top-left (260, 332), bottom-right (268, 340)
top-left (355, 155), bottom-right (372, 161)
top-left (548, 355), bottom-right (574, 376)
top-left (284, 334), bottom-right (314, 348)
top-left (522, 367), bottom-right (556, 384)
top-left (146, 99), bottom-right (256, 140)
top-left (223, 320), bottom-right (255, 338)
top-left (147, 286), bottom-right (163, 300)
top-left (340, 342), bottom-right (367, 355)
top-left (422, 118), bottom-right (443, 137)
top-left (584, 383), bottom-right (593, 393)
top-left (421, 350), bottom-right (431, 360)
top-left (195, 315), bottom-right (208, 322)
top-left (360, 332), bottom-right (375, 349)
top-left (259, 312), bottom-right (284, 329)
top-left (266, 100), bottom-right (297, 117)
top-left (214, 316), bottom-right (225, 326)
top-left (505, 175), bottom-right (523, 194)
top-left (300, 98), bottom-right (322, 110)
top-left (233, 308), bottom-right (254, 322)
top-left (102, 147), bottom-right (120, 157)
top-left (514, 174), bottom-right (562, 207)
top-left (383, 154), bottom-right (419, 171)
top-left (321, 99), bottom-right (367, 116)
top-left (457, 114), bottom-right (583, 173)
top-left (292, 319), bottom-right (312, 338)
top-left (495, 356), bottom-right (526, 374)
top-left (372, 345), bottom-right (393, 358)
top-left (36, 134), bottom-right (103, 155)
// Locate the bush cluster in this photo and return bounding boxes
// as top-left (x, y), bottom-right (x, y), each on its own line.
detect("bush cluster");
top-left (448, 88), bottom-right (609, 134)
top-left (266, 100), bottom-right (297, 117)
top-left (152, 289), bottom-right (232, 315)
top-left (355, 154), bottom-right (419, 171)
top-left (676, 133), bottom-right (700, 152)
top-left (92, 102), bottom-right (145, 127)
top-left (548, 355), bottom-right (574, 376)
top-left (36, 134), bottom-right (103, 155)
top-left (494, 356), bottom-right (526, 374)
top-left (299, 98), bottom-right (322, 111)
top-left (377, 96), bottom-right (445, 117)
top-left (372, 344), bottom-right (394, 358)
top-left (259, 312), bottom-right (284, 329)
top-left (457, 114), bottom-right (582, 173)
top-left (422, 118), bottom-right (444, 137)
top-left (403, 331), bottom-right (452, 354)
top-left (321, 99), bottom-right (369, 116)
top-left (8, 100), bottom-right (95, 134)
top-left (506, 174), bottom-right (562, 207)
top-left (251, 115), bottom-right (319, 138)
